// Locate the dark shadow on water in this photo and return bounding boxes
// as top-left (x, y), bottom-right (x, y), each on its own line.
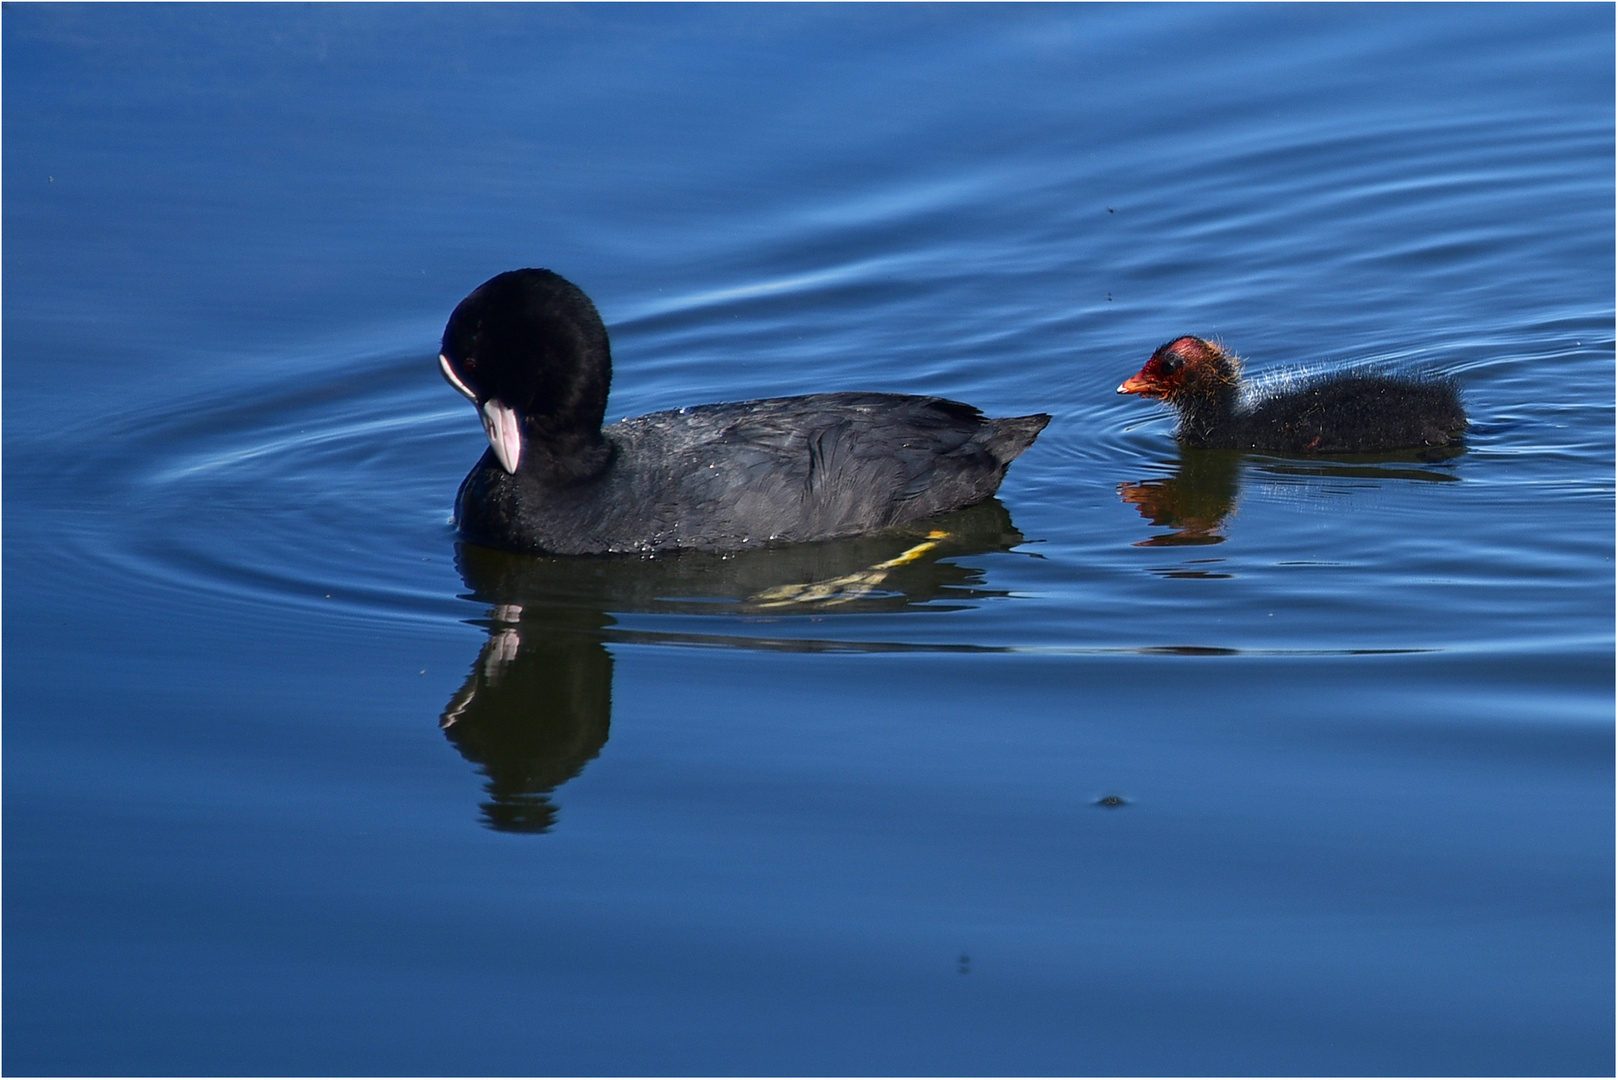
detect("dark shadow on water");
top-left (1119, 445), bottom-right (1465, 557)
top-left (438, 500), bottom-right (1027, 833)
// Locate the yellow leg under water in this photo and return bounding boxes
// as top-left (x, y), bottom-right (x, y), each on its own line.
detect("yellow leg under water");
top-left (749, 531), bottom-right (950, 608)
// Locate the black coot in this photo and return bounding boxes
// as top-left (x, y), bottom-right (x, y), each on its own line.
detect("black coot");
top-left (1117, 336), bottom-right (1467, 453)
top-left (440, 269), bottom-right (1050, 554)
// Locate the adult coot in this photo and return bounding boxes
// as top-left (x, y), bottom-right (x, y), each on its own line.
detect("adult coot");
top-left (440, 269), bottom-right (1050, 554)
top-left (1117, 336), bottom-right (1466, 453)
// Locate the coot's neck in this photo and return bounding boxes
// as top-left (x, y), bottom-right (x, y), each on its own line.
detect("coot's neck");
top-left (517, 421), bottom-right (614, 484)
top-left (515, 322), bottom-right (615, 484)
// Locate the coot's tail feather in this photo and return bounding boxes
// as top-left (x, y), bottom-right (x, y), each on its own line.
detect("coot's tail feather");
top-left (978, 413), bottom-right (1051, 464)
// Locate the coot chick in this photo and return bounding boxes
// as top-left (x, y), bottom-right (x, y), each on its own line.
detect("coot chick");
top-left (1117, 336), bottom-right (1466, 453)
top-left (440, 269), bottom-right (1050, 554)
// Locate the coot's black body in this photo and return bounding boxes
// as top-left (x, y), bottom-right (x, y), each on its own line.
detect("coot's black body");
top-left (441, 270), bottom-right (1049, 555)
top-left (1117, 336), bottom-right (1466, 454)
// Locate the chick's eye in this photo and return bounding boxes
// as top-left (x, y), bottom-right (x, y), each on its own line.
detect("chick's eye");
top-left (1159, 355), bottom-right (1183, 375)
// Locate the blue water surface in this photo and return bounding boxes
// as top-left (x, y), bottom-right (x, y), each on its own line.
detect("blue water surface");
top-left (4, 5), bottom-right (1613, 1076)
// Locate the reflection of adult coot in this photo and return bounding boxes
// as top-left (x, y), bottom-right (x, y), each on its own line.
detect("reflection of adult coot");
top-left (439, 604), bottom-right (611, 833)
top-left (439, 499), bottom-right (1027, 833)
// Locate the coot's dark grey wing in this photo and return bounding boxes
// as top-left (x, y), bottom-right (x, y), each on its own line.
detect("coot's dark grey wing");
top-left (634, 393), bottom-right (1048, 546)
top-left (461, 392), bottom-right (1048, 554)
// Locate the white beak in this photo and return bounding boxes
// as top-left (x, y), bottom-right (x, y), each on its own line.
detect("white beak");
top-left (439, 354), bottom-right (478, 402)
top-left (441, 354), bottom-right (521, 473)
top-left (481, 398), bottom-right (522, 474)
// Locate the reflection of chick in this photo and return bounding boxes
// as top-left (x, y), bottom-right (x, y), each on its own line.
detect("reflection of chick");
top-left (1117, 452), bottom-right (1242, 547)
top-left (440, 611), bottom-right (611, 833)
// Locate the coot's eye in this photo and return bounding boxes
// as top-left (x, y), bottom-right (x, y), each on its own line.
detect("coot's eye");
top-left (1159, 355), bottom-right (1183, 375)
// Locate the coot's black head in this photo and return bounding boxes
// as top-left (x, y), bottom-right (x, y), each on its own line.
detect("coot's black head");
top-left (440, 269), bottom-right (612, 474)
top-left (1117, 336), bottom-right (1240, 402)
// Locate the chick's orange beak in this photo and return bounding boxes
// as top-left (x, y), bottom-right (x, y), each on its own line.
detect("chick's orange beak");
top-left (1117, 370), bottom-right (1159, 397)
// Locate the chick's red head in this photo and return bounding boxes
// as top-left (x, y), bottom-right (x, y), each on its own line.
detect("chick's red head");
top-left (1117, 337), bottom-right (1233, 399)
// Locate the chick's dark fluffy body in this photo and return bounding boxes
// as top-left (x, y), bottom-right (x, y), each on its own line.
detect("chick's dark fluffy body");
top-left (1177, 371), bottom-right (1468, 453)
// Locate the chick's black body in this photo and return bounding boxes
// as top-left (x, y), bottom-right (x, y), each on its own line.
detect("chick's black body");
top-left (442, 270), bottom-right (1049, 555)
top-left (1191, 372), bottom-right (1466, 453)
